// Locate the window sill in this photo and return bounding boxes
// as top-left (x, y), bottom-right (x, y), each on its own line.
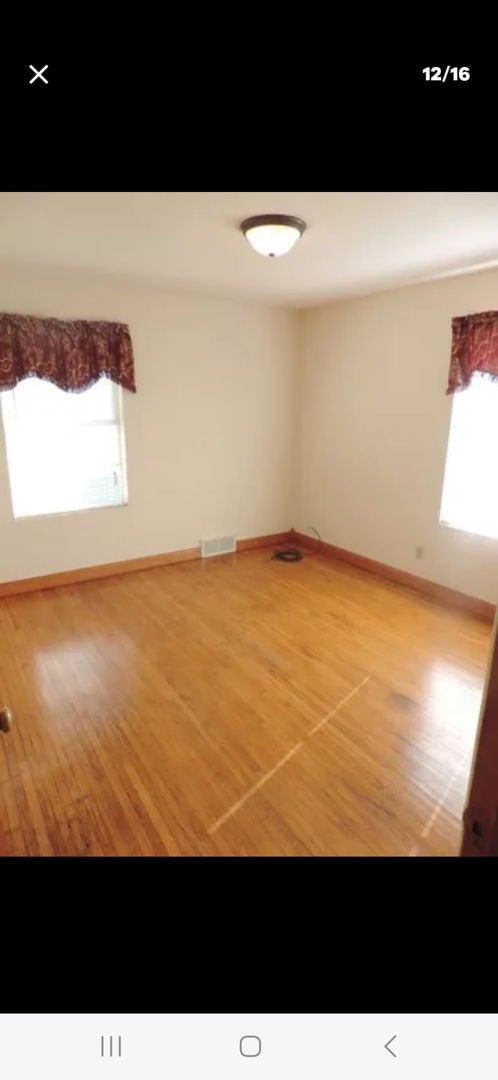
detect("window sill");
top-left (440, 518), bottom-right (498, 543)
top-left (13, 502), bottom-right (129, 522)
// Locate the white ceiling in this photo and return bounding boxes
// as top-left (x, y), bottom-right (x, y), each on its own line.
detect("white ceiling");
top-left (1, 191), bottom-right (498, 308)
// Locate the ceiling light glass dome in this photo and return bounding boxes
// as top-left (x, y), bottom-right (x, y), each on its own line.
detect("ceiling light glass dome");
top-left (240, 214), bottom-right (306, 258)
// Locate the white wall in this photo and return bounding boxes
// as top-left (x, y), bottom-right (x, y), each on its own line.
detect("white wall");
top-left (295, 268), bottom-right (498, 604)
top-left (3, 261), bottom-right (498, 603)
top-left (0, 267), bottom-right (297, 581)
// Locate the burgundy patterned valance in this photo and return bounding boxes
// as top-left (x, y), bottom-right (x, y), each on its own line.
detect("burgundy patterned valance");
top-left (447, 310), bottom-right (498, 394)
top-left (0, 312), bottom-right (136, 393)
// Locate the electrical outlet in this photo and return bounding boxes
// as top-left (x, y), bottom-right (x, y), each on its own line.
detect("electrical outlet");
top-left (415, 545), bottom-right (424, 559)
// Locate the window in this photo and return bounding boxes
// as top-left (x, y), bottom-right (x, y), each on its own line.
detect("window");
top-left (440, 372), bottom-right (498, 540)
top-left (0, 376), bottom-right (128, 518)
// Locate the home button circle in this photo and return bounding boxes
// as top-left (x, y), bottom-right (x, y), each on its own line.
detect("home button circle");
top-left (240, 1036), bottom-right (262, 1058)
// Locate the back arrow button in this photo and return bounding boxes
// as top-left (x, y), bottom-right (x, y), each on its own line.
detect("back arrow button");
top-left (384, 1036), bottom-right (397, 1058)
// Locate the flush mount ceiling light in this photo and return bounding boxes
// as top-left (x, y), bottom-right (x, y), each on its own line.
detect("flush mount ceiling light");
top-left (240, 214), bottom-right (306, 258)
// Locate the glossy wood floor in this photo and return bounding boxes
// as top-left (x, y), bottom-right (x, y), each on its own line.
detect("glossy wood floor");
top-left (0, 548), bottom-right (491, 856)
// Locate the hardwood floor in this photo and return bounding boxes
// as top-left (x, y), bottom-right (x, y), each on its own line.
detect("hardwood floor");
top-left (0, 547), bottom-right (491, 855)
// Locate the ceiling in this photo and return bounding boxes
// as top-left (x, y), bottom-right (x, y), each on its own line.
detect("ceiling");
top-left (1, 191), bottom-right (498, 307)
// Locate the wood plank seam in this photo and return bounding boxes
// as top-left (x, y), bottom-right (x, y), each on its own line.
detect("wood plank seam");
top-left (408, 758), bottom-right (466, 856)
top-left (208, 676), bottom-right (370, 835)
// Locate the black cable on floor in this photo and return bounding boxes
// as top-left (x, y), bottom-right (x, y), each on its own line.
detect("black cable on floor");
top-left (269, 526), bottom-right (321, 562)
top-left (271, 547), bottom-right (303, 562)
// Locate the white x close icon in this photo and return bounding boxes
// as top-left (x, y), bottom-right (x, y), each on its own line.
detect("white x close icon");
top-left (29, 64), bottom-right (49, 84)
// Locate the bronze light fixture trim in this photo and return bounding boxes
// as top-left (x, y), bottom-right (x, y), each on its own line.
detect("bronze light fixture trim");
top-left (240, 214), bottom-right (307, 257)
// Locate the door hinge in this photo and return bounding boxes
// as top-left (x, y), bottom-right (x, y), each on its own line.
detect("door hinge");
top-left (463, 811), bottom-right (485, 849)
top-left (463, 807), bottom-right (498, 854)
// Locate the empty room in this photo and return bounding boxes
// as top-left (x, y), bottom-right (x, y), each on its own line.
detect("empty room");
top-left (0, 191), bottom-right (497, 857)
